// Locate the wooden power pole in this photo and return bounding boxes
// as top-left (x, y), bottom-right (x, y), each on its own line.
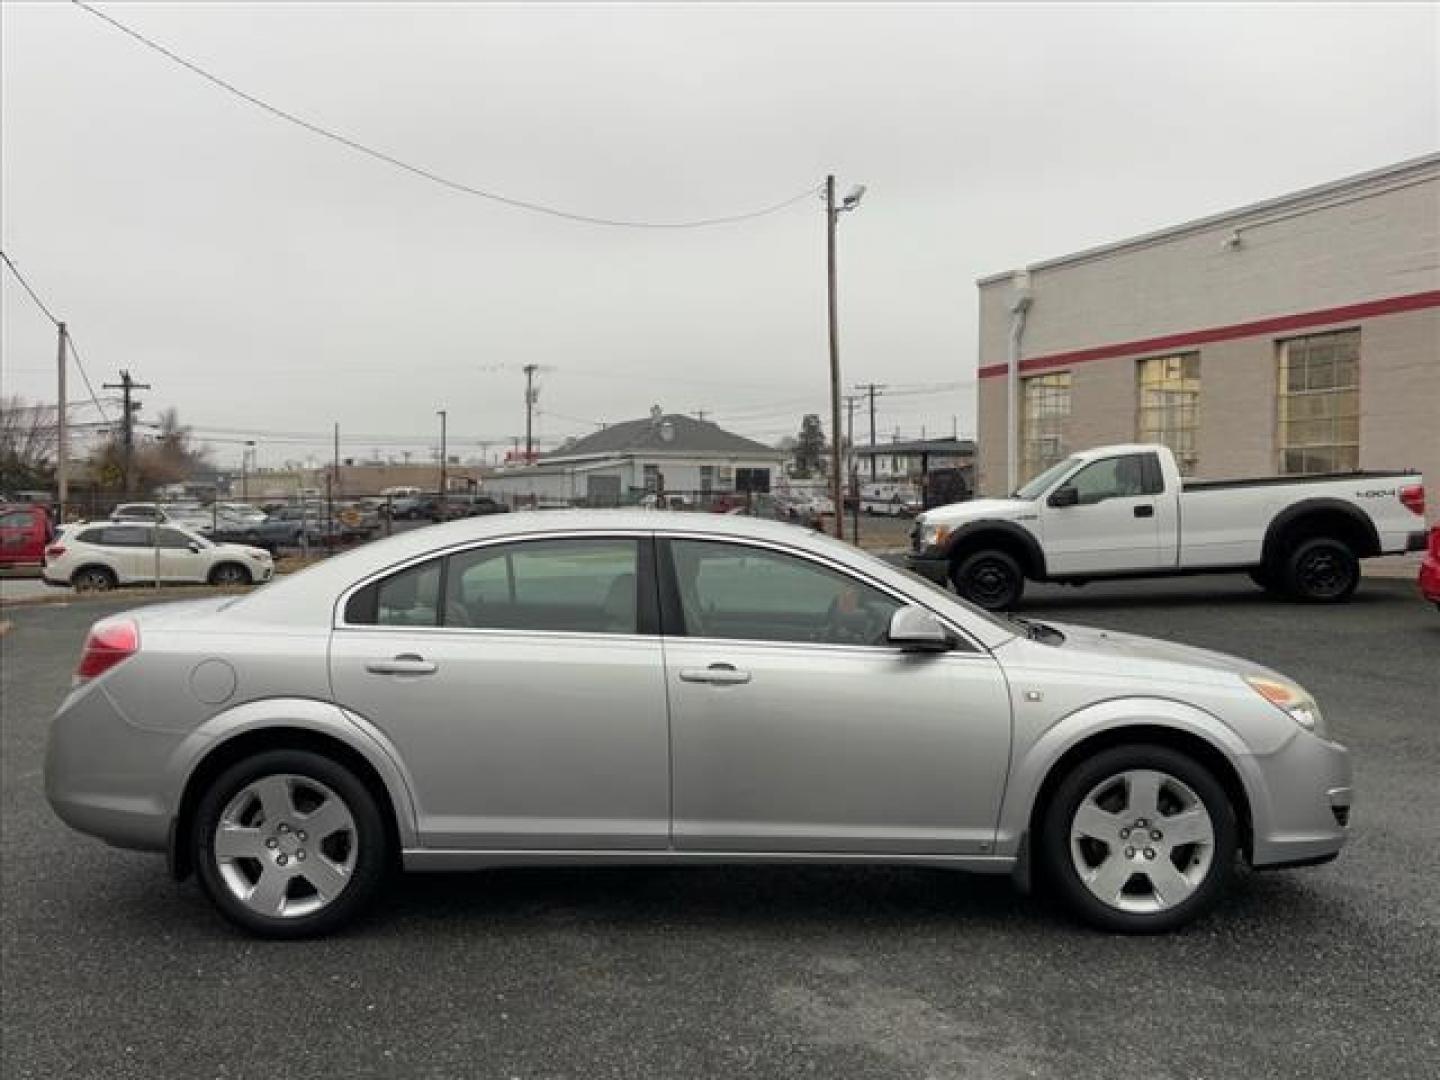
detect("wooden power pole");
top-left (55, 323), bottom-right (68, 522)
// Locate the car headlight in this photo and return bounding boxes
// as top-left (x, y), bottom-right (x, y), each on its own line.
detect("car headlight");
top-left (920, 522), bottom-right (952, 549)
top-left (1246, 676), bottom-right (1324, 734)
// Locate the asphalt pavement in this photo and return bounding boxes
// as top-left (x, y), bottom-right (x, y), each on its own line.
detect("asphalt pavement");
top-left (2, 576), bottom-right (1437, 1080)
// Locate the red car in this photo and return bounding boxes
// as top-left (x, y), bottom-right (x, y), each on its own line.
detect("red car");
top-left (0, 503), bottom-right (55, 569)
top-left (1420, 525), bottom-right (1440, 609)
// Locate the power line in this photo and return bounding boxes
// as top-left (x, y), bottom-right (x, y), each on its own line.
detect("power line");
top-left (0, 250), bottom-right (60, 324)
top-left (71, 0), bottom-right (820, 230)
top-left (1, 248), bottom-right (112, 424)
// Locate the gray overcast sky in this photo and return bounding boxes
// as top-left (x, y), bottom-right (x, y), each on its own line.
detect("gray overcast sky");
top-left (3, 1), bottom-right (1436, 467)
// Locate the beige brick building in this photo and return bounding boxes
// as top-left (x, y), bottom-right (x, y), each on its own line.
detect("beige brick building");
top-left (976, 154), bottom-right (1439, 518)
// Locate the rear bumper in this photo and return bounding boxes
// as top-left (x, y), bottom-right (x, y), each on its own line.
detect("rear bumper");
top-left (1419, 555), bottom-right (1440, 602)
top-left (45, 683), bottom-right (179, 854)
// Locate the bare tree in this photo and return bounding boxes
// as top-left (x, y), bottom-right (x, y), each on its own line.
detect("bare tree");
top-left (0, 395), bottom-right (58, 491)
top-left (88, 405), bottom-right (211, 493)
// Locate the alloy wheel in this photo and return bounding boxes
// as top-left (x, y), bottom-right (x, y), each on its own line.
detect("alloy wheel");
top-left (1068, 769), bottom-right (1215, 914)
top-left (213, 774), bottom-right (358, 919)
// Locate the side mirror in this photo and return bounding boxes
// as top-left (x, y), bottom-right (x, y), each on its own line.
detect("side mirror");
top-left (887, 606), bottom-right (952, 652)
top-left (187, 542), bottom-right (202, 553)
top-left (1048, 485), bottom-right (1079, 508)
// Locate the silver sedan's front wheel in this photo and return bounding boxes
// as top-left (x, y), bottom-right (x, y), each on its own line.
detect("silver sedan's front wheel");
top-left (1042, 745), bottom-right (1237, 933)
top-left (192, 749), bottom-right (389, 937)
top-left (1069, 770), bottom-right (1215, 914)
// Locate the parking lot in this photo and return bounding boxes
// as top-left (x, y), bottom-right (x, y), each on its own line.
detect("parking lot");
top-left (2, 577), bottom-right (1437, 1080)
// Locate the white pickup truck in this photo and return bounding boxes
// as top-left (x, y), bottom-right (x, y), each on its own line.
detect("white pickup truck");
top-left (908, 443), bottom-right (1427, 609)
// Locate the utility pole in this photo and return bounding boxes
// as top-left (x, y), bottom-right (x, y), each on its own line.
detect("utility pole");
top-left (523, 364), bottom-right (539, 461)
top-left (843, 393), bottom-right (859, 543)
top-left (330, 422), bottom-right (339, 553)
top-left (103, 370), bottom-right (151, 493)
top-left (242, 440), bottom-right (255, 500)
top-left (853, 382), bottom-right (887, 480)
top-left (825, 176), bottom-right (843, 538)
top-left (55, 323), bottom-right (68, 523)
top-left (437, 410), bottom-right (448, 498)
top-left (692, 409), bottom-right (710, 422)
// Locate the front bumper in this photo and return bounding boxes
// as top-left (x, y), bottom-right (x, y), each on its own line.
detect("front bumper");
top-left (905, 547), bottom-right (950, 586)
top-left (1249, 732), bottom-right (1353, 869)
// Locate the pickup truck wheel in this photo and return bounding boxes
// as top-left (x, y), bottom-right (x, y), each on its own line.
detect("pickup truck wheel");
top-left (1284, 537), bottom-right (1359, 603)
top-left (1040, 744), bottom-right (1237, 933)
top-left (951, 550), bottom-right (1024, 610)
top-left (1247, 566), bottom-right (1285, 595)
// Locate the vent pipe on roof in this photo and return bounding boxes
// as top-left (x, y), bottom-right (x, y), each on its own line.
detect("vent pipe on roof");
top-left (1006, 269), bottom-right (1034, 495)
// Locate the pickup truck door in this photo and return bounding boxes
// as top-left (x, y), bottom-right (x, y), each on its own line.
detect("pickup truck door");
top-left (1041, 452), bottom-right (1171, 575)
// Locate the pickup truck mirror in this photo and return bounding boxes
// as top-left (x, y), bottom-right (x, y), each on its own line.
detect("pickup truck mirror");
top-left (187, 542), bottom-right (202, 553)
top-left (1048, 485), bottom-right (1079, 508)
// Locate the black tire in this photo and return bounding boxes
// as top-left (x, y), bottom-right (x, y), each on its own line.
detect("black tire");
top-left (71, 565), bottom-right (117, 592)
top-left (1247, 566), bottom-right (1285, 596)
top-left (950, 549), bottom-right (1025, 610)
top-left (208, 562), bottom-right (253, 587)
top-left (191, 748), bottom-right (389, 938)
top-left (1283, 536), bottom-right (1359, 603)
top-left (1039, 744), bottom-right (1238, 934)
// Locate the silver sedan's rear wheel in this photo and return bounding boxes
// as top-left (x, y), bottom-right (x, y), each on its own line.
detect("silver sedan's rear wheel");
top-left (214, 775), bottom-right (359, 920)
top-left (1041, 745), bottom-right (1237, 933)
top-left (192, 749), bottom-right (388, 937)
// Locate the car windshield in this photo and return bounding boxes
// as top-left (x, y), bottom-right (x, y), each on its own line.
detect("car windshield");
top-left (1012, 457), bottom-right (1080, 500)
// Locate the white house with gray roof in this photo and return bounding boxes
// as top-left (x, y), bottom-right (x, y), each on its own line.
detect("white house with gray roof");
top-left (483, 407), bottom-right (785, 507)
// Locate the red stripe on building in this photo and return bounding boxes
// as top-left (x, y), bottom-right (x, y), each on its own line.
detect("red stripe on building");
top-left (976, 289), bottom-right (1440, 379)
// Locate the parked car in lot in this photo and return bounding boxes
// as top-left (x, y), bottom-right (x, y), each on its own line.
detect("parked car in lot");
top-left (0, 502), bottom-right (55, 569)
top-left (42, 522), bottom-right (273, 590)
top-left (910, 443), bottom-right (1427, 609)
top-left (110, 501), bottom-right (217, 535)
top-left (45, 511), bottom-right (1351, 938)
top-left (1419, 526), bottom-right (1440, 610)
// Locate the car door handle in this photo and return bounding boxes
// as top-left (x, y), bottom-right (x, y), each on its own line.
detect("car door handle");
top-left (679, 664), bottom-right (752, 685)
top-left (1134, 505), bottom-right (1155, 518)
top-left (364, 654), bottom-right (438, 676)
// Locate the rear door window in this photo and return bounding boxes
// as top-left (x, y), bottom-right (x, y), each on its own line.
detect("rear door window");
top-left (445, 538), bottom-right (640, 634)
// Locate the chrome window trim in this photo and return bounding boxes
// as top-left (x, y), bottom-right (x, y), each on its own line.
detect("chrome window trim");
top-left (332, 526), bottom-right (992, 656)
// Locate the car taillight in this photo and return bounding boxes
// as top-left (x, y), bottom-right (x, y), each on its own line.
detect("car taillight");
top-left (1399, 484), bottom-right (1425, 516)
top-left (75, 618), bottom-right (140, 684)
top-left (45, 544), bottom-right (66, 560)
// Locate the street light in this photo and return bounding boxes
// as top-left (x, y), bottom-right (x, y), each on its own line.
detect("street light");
top-left (826, 174), bottom-right (865, 539)
top-left (437, 410), bottom-right (448, 502)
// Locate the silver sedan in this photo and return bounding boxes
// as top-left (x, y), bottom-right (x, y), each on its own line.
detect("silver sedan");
top-left (45, 512), bottom-right (1352, 937)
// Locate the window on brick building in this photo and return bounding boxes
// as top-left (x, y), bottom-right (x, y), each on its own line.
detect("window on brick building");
top-left (1137, 353), bottom-right (1201, 476)
top-left (1277, 330), bottom-right (1359, 474)
top-left (1020, 372), bottom-right (1071, 482)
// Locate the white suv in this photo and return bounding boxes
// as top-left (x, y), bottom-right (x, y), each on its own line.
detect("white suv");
top-left (43, 522), bottom-right (273, 591)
